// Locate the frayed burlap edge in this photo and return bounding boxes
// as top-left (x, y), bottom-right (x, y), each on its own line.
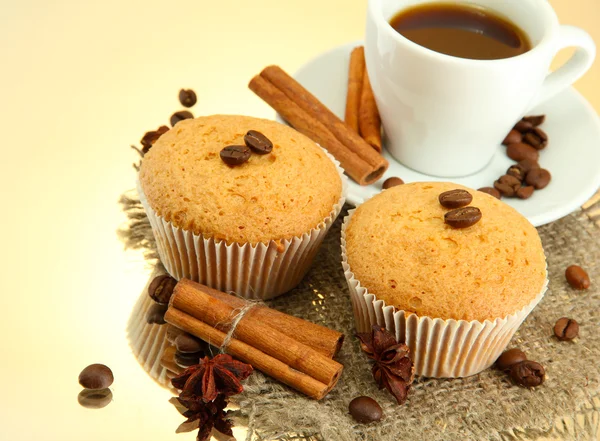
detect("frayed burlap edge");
top-left (122, 188), bottom-right (600, 441)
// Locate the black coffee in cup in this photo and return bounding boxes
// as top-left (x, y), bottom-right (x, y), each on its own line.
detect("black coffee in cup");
top-left (389, 2), bottom-right (531, 60)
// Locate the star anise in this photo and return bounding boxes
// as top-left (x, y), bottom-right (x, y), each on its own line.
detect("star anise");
top-left (357, 325), bottom-right (415, 404)
top-left (171, 354), bottom-right (253, 441)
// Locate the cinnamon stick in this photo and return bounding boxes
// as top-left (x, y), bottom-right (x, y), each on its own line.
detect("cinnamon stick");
top-left (249, 66), bottom-right (388, 185)
top-left (165, 308), bottom-right (338, 400)
top-left (177, 279), bottom-right (343, 358)
top-left (169, 281), bottom-right (342, 387)
top-left (345, 46), bottom-right (365, 133)
top-left (359, 69), bottom-right (382, 152)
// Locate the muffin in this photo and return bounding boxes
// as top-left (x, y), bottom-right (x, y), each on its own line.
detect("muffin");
top-left (139, 115), bottom-right (345, 299)
top-left (341, 182), bottom-right (547, 377)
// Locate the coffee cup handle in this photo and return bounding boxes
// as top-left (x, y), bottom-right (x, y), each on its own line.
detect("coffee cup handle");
top-left (531, 25), bottom-right (596, 107)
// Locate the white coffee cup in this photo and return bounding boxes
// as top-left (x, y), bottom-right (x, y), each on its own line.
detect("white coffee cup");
top-left (365, 0), bottom-right (596, 177)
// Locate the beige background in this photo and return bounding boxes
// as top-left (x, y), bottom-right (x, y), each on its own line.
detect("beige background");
top-left (0, 1), bottom-right (597, 440)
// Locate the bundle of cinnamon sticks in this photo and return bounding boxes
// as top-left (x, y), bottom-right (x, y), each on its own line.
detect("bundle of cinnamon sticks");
top-left (164, 279), bottom-right (344, 400)
top-left (249, 65), bottom-right (387, 186)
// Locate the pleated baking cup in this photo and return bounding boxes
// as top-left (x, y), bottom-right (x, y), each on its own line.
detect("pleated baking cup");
top-left (137, 152), bottom-right (347, 300)
top-left (341, 208), bottom-right (548, 378)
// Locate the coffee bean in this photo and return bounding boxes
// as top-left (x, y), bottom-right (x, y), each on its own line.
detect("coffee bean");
top-left (554, 317), bottom-right (579, 341)
top-left (170, 110), bottom-right (194, 127)
top-left (510, 360), bottom-right (545, 387)
top-left (477, 187), bottom-right (501, 199)
top-left (175, 351), bottom-right (203, 368)
top-left (496, 348), bottom-right (527, 371)
top-left (348, 396), bottom-right (383, 423)
top-left (506, 143), bottom-right (539, 162)
top-left (522, 115), bottom-right (545, 127)
top-left (517, 159), bottom-right (540, 174)
top-left (140, 125), bottom-right (170, 152)
top-left (502, 130), bottom-right (522, 146)
top-left (444, 206), bottom-right (482, 228)
top-left (79, 364), bottom-right (114, 390)
top-left (382, 177), bottom-right (404, 189)
top-left (178, 89), bottom-right (197, 107)
top-left (506, 164), bottom-right (527, 182)
top-left (525, 168), bottom-right (551, 189)
top-left (244, 130), bottom-right (273, 154)
top-left (494, 174), bottom-right (521, 197)
top-left (148, 274), bottom-right (177, 304)
top-left (175, 333), bottom-right (206, 354)
top-left (565, 265), bottom-right (590, 290)
top-left (146, 303), bottom-right (168, 325)
top-left (523, 127), bottom-right (548, 150)
top-left (514, 119), bottom-right (534, 133)
top-left (516, 186), bottom-right (535, 200)
top-left (220, 145), bottom-right (251, 166)
top-left (78, 388), bottom-right (113, 409)
top-left (439, 189), bottom-right (473, 209)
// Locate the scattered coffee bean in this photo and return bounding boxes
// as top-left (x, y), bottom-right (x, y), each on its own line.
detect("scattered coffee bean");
top-left (516, 186), bottom-right (535, 200)
top-left (175, 350), bottom-right (203, 368)
top-left (170, 110), bottom-right (194, 127)
top-left (175, 333), bottom-right (207, 354)
top-left (554, 317), bottom-right (579, 341)
top-left (382, 177), bottom-right (404, 189)
top-left (517, 159), bottom-right (540, 174)
top-left (506, 143), bottom-right (539, 162)
top-left (78, 388), bottom-right (113, 409)
top-left (244, 130), bottom-right (273, 154)
top-left (506, 164), bottom-right (527, 182)
top-left (522, 115), bottom-right (545, 127)
top-left (141, 125), bottom-right (170, 152)
top-left (439, 189), bottom-right (473, 209)
top-left (565, 265), bottom-right (590, 290)
top-left (523, 127), bottom-right (548, 150)
top-left (514, 119), bottom-right (534, 133)
top-left (494, 174), bottom-right (521, 197)
top-left (502, 130), bottom-right (522, 146)
top-left (148, 274), bottom-right (177, 304)
top-left (477, 187), bottom-right (501, 199)
top-left (79, 364), bottom-right (114, 390)
top-left (525, 168), bottom-right (551, 189)
top-left (348, 396), bottom-right (383, 423)
top-left (146, 303), bottom-right (168, 324)
top-left (178, 89), bottom-right (197, 107)
top-left (444, 206), bottom-right (482, 228)
top-left (496, 348), bottom-right (527, 371)
top-left (509, 360), bottom-right (545, 388)
top-left (220, 145), bottom-right (251, 166)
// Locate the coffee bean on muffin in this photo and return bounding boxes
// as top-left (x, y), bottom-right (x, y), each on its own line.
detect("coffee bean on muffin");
top-left (444, 206), bottom-right (482, 228)
top-left (554, 317), bottom-right (579, 341)
top-left (525, 168), bottom-right (551, 189)
top-left (170, 110), bottom-right (194, 127)
top-left (507, 143), bottom-right (539, 162)
top-left (79, 364), bottom-right (114, 390)
top-left (244, 130), bottom-right (273, 154)
top-left (438, 189), bottom-right (473, 209)
top-left (349, 396), bottom-right (383, 423)
top-left (496, 348), bottom-right (527, 371)
top-left (509, 360), bottom-right (545, 387)
top-left (565, 265), bottom-right (590, 290)
top-left (477, 187), bottom-right (501, 199)
top-left (382, 177), bottom-right (404, 189)
top-left (220, 145), bottom-right (251, 166)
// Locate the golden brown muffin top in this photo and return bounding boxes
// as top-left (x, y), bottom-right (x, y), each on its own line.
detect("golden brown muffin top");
top-left (139, 115), bottom-right (342, 244)
top-left (344, 182), bottom-right (546, 322)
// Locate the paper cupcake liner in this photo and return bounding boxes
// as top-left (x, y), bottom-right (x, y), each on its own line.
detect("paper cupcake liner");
top-left (341, 208), bottom-right (548, 378)
top-left (138, 151), bottom-right (347, 300)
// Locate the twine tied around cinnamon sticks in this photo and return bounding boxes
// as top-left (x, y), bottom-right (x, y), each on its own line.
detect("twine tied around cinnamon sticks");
top-left (165, 279), bottom-right (345, 400)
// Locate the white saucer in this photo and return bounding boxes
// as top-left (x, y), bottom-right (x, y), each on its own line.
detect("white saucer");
top-left (285, 42), bottom-right (600, 227)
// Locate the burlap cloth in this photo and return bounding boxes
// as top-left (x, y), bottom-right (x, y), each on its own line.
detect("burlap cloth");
top-left (122, 190), bottom-right (600, 441)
